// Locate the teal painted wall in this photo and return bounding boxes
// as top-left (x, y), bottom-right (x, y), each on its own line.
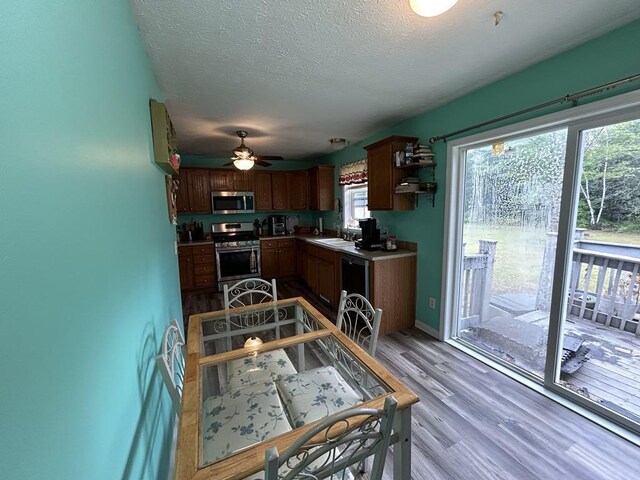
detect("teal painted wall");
top-left (0, 2), bottom-right (181, 479)
top-left (316, 20), bottom-right (640, 332)
top-left (179, 156), bottom-right (319, 230)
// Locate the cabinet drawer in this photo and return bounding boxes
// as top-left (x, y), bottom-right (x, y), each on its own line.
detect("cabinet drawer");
top-left (316, 246), bottom-right (334, 263)
top-left (194, 264), bottom-right (215, 275)
top-left (194, 275), bottom-right (215, 288)
top-left (296, 239), bottom-right (307, 252)
top-left (178, 246), bottom-right (191, 256)
top-left (192, 244), bottom-right (213, 255)
top-left (278, 239), bottom-right (295, 249)
top-left (261, 239), bottom-right (278, 249)
top-left (193, 254), bottom-right (214, 264)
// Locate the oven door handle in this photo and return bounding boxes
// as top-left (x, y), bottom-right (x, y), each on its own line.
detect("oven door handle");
top-left (216, 247), bottom-right (260, 254)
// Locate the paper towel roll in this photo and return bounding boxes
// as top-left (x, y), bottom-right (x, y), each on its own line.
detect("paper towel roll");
top-left (319, 218), bottom-right (323, 233)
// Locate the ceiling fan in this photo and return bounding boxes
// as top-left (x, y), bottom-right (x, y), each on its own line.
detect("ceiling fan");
top-left (224, 130), bottom-right (283, 170)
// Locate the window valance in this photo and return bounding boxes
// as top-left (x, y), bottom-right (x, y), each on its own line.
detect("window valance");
top-left (339, 159), bottom-right (368, 185)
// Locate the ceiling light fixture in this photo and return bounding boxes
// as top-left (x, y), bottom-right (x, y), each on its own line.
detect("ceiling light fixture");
top-left (330, 138), bottom-right (347, 151)
top-left (409, 0), bottom-right (459, 17)
top-left (232, 157), bottom-right (255, 171)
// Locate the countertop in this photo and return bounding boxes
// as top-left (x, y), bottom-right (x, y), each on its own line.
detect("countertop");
top-left (260, 234), bottom-right (417, 262)
top-left (178, 235), bottom-right (417, 261)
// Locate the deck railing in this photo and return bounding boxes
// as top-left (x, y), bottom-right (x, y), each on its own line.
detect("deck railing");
top-left (569, 248), bottom-right (640, 335)
top-left (460, 240), bottom-right (496, 330)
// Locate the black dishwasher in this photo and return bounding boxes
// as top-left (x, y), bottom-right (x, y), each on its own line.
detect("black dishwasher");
top-left (341, 254), bottom-right (370, 299)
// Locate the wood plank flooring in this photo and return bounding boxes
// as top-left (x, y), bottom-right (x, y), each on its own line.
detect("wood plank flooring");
top-left (182, 279), bottom-right (640, 480)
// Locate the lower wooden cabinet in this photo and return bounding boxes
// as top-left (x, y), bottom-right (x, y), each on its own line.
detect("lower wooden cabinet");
top-left (303, 245), bottom-right (338, 307)
top-left (260, 238), bottom-right (296, 279)
top-left (178, 244), bottom-right (216, 291)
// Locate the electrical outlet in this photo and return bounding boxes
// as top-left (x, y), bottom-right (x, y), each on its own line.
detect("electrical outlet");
top-left (429, 297), bottom-right (436, 309)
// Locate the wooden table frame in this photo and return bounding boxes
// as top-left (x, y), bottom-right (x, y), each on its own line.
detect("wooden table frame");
top-left (175, 297), bottom-right (419, 480)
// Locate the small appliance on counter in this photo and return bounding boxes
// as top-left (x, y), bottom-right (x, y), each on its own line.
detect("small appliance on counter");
top-left (268, 215), bottom-right (286, 236)
top-left (355, 218), bottom-right (382, 251)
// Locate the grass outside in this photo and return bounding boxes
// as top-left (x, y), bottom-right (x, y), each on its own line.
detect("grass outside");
top-left (463, 224), bottom-right (640, 296)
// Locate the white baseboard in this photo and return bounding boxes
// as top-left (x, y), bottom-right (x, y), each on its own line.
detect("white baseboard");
top-left (414, 321), bottom-right (442, 340)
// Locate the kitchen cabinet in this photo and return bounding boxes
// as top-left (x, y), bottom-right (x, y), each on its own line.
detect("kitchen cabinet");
top-left (210, 170), bottom-right (234, 191)
top-left (271, 173), bottom-right (289, 210)
top-left (295, 239), bottom-right (308, 279)
top-left (303, 244), bottom-right (338, 306)
top-left (308, 166), bottom-right (335, 211)
top-left (288, 171), bottom-right (308, 210)
top-left (260, 238), bottom-right (296, 279)
top-left (178, 244), bottom-right (216, 290)
top-left (209, 169), bottom-right (254, 192)
top-left (364, 136), bottom-right (418, 211)
top-left (254, 172), bottom-right (273, 211)
top-left (176, 169), bottom-right (211, 213)
top-left (175, 169), bottom-right (190, 213)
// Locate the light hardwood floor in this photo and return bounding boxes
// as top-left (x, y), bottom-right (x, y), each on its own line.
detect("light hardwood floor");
top-left (182, 279), bottom-right (640, 480)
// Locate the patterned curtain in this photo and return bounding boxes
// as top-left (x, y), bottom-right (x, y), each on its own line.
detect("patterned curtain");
top-left (338, 159), bottom-right (368, 185)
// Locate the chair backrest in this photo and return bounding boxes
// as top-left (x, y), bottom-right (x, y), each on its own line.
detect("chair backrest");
top-left (336, 290), bottom-right (382, 356)
top-left (155, 319), bottom-right (186, 414)
top-left (223, 278), bottom-right (278, 309)
top-left (264, 396), bottom-right (397, 480)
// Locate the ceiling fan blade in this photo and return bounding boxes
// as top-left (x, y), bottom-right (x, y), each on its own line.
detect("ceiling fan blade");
top-left (255, 155), bottom-right (283, 161)
top-left (223, 160), bottom-right (234, 167)
top-left (254, 159), bottom-right (272, 167)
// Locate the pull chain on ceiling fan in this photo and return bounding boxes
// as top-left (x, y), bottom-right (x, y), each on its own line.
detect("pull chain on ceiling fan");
top-left (224, 130), bottom-right (283, 170)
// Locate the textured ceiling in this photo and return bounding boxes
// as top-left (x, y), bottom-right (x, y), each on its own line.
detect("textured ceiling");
top-left (131, 0), bottom-right (640, 160)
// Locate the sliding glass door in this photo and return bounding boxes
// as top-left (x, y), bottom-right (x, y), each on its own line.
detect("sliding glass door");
top-left (456, 129), bottom-right (568, 378)
top-left (446, 95), bottom-right (640, 433)
top-left (555, 116), bottom-right (640, 425)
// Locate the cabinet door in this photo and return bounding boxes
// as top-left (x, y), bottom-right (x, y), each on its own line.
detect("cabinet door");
top-left (175, 169), bottom-right (190, 213)
top-left (187, 170), bottom-right (211, 213)
top-left (288, 171), bottom-right (308, 210)
top-left (271, 173), bottom-right (288, 210)
top-left (210, 170), bottom-right (234, 191)
top-left (232, 171), bottom-right (254, 192)
top-left (178, 252), bottom-right (194, 290)
top-left (367, 145), bottom-right (393, 210)
top-left (254, 172), bottom-right (273, 211)
top-left (261, 248), bottom-right (279, 279)
top-left (279, 247), bottom-right (296, 277)
top-left (306, 257), bottom-right (318, 292)
top-left (308, 166), bottom-right (335, 211)
top-left (317, 259), bottom-right (335, 305)
top-left (308, 168), bottom-right (319, 211)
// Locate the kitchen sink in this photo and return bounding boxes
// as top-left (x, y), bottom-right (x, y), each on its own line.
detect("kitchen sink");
top-left (314, 238), bottom-right (354, 246)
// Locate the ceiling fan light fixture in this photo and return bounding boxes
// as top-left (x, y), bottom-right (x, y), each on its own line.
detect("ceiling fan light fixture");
top-left (233, 157), bottom-right (255, 170)
top-left (409, 0), bottom-right (459, 17)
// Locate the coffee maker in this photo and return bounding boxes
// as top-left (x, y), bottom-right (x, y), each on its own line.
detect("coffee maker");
top-left (355, 218), bottom-right (382, 250)
top-left (268, 215), bottom-right (286, 236)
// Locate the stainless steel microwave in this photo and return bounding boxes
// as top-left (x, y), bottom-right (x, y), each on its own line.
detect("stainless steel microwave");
top-left (211, 191), bottom-right (255, 214)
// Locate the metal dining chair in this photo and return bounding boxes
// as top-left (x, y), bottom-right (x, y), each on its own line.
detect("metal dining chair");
top-left (263, 395), bottom-right (397, 480)
top-left (336, 290), bottom-right (383, 357)
top-left (223, 278), bottom-right (278, 309)
top-left (155, 319), bottom-right (186, 414)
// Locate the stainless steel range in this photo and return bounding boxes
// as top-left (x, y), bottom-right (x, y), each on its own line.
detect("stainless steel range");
top-left (212, 222), bottom-right (261, 291)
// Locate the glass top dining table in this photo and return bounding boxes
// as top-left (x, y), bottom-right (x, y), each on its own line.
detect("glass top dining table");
top-left (175, 297), bottom-right (419, 480)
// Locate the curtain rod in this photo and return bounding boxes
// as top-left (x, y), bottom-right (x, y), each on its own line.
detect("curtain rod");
top-left (429, 72), bottom-right (640, 144)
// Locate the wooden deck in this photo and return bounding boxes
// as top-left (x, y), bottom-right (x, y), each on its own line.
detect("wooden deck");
top-left (563, 315), bottom-right (640, 422)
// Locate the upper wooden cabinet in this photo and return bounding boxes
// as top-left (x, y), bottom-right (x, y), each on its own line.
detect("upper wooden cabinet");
top-left (308, 166), bottom-right (335, 211)
top-left (254, 172), bottom-right (273, 211)
top-left (176, 169), bottom-right (211, 213)
top-left (288, 171), bottom-right (308, 210)
top-left (364, 136), bottom-right (417, 211)
top-left (210, 169), bottom-right (254, 192)
top-left (210, 170), bottom-right (234, 191)
top-left (271, 173), bottom-right (289, 210)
